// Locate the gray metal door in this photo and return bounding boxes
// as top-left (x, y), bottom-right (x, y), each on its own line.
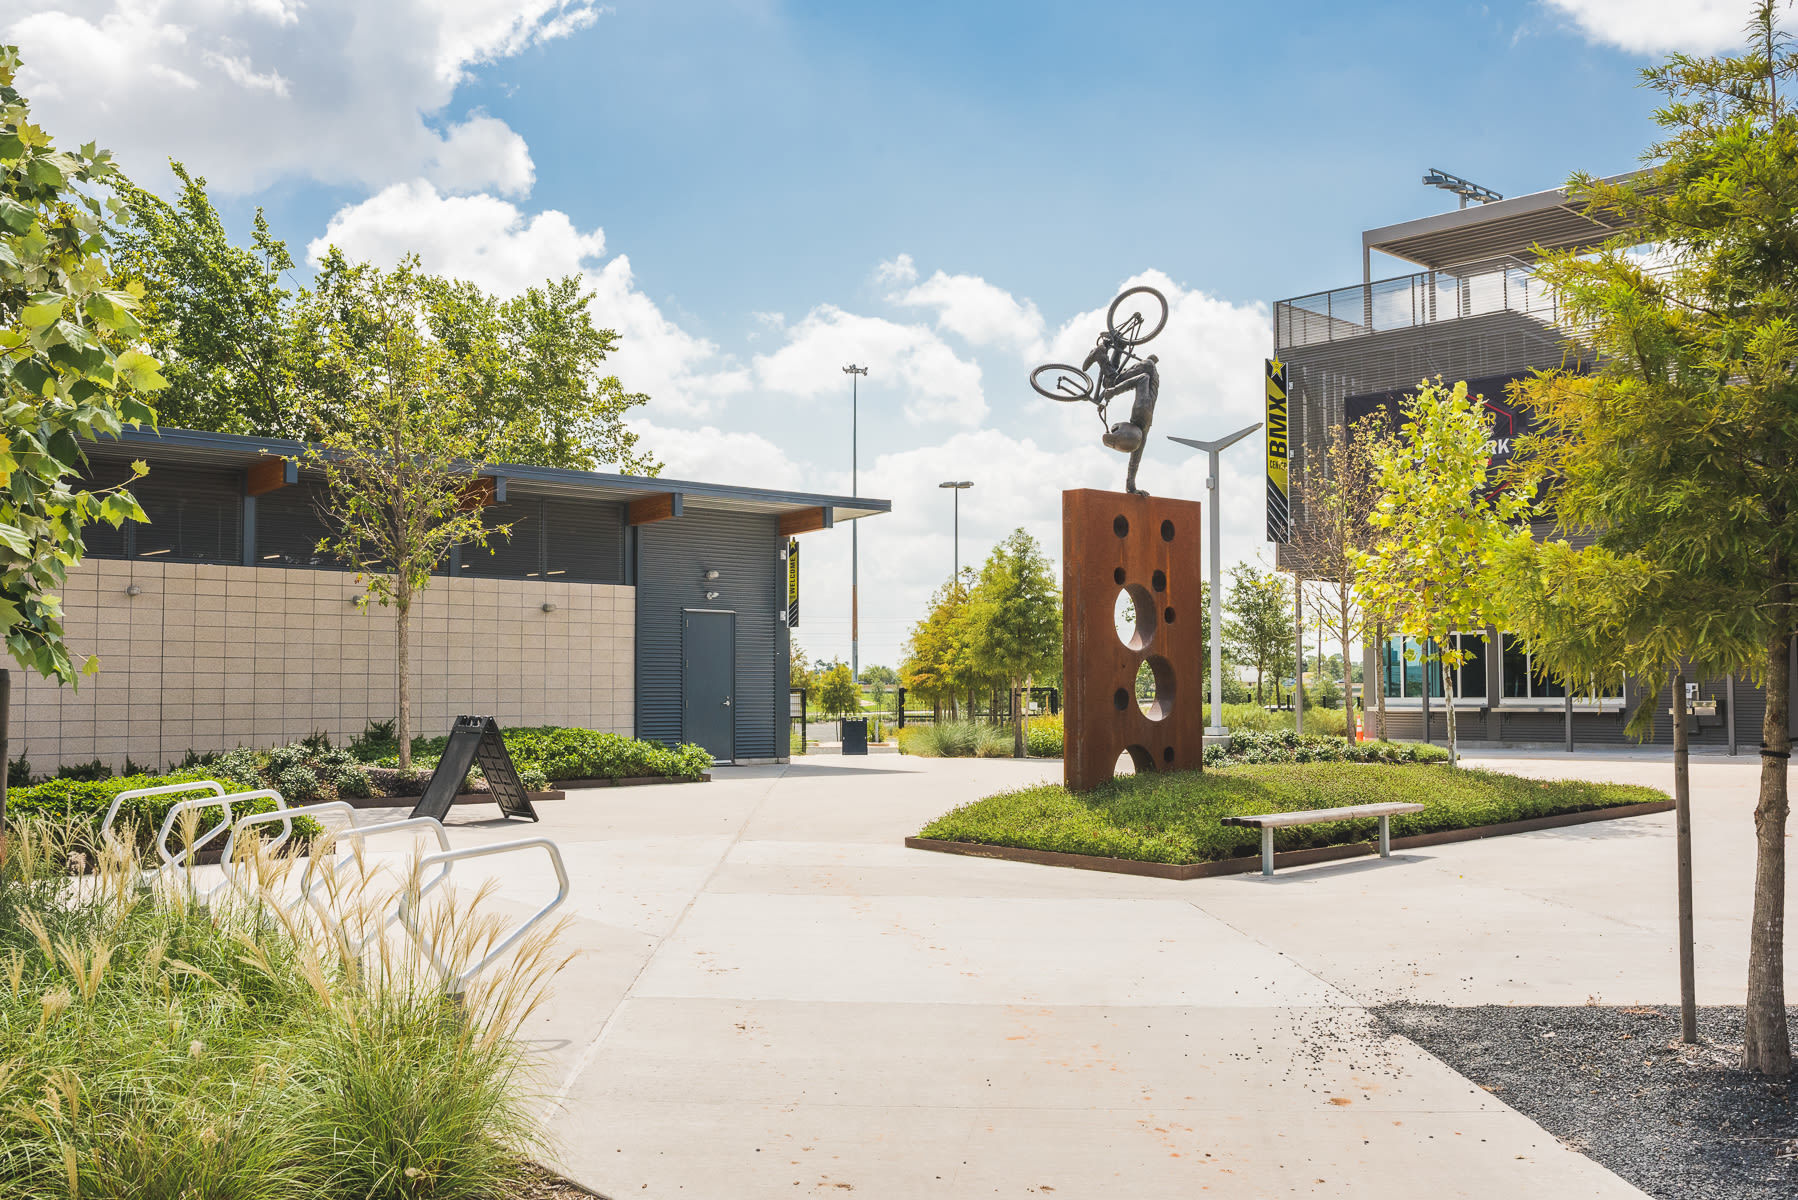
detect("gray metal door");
top-left (682, 609), bottom-right (735, 761)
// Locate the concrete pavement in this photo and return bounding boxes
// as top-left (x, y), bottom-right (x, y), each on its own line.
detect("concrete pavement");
top-left (418, 750), bottom-right (1795, 1198)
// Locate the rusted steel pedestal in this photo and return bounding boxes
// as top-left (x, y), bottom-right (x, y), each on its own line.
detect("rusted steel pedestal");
top-left (1062, 489), bottom-right (1205, 792)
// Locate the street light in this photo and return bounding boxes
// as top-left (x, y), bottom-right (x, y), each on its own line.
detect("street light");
top-left (843, 364), bottom-right (868, 683)
top-left (938, 480), bottom-right (974, 583)
top-left (1169, 425), bottom-right (1261, 740)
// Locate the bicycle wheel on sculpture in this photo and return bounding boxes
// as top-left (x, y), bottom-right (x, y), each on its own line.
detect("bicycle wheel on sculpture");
top-left (1106, 286), bottom-right (1169, 346)
top-left (1030, 362), bottom-right (1097, 403)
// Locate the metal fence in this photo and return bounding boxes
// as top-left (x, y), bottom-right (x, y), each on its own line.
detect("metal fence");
top-left (1275, 257), bottom-right (1563, 350)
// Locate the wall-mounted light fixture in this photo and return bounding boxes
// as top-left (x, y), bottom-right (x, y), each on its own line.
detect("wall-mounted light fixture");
top-left (541, 602), bottom-right (557, 613)
top-left (704, 591), bottom-right (720, 601)
top-left (702, 569), bottom-right (721, 581)
top-left (124, 584), bottom-right (142, 598)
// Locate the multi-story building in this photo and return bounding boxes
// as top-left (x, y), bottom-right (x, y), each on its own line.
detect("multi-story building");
top-left (1273, 176), bottom-right (1762, 750)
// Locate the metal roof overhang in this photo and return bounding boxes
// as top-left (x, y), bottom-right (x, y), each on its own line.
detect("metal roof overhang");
top-left (1363, 171), bottom-right (1646, 271)
top-left (92, 426), bottom-right (891, 523)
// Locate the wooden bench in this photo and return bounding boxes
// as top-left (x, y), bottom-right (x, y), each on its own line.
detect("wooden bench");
top-left (1221, 802), bottom-right (1425, 877)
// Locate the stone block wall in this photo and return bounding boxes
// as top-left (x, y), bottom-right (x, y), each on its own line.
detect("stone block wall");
top-left (14, 559), bottom-right (634, 771)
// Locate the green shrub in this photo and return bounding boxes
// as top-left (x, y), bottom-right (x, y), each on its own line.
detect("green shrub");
top-left (1204, 730), bottom-right (1447, 767)
top-left (1025, 712), bottom-right (1063, 757)
top-left (4, 769), bottom-right (313, 853)
top-left (897, 720), bottom-right (1014, 758)
top-left (361, 725), bottom-right (711, 783)
top-left (919, 762), bottom-right (1666, 865)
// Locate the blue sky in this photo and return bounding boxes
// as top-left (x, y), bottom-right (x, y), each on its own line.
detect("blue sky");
top-left (8, 0), bottom-right (1748, 667)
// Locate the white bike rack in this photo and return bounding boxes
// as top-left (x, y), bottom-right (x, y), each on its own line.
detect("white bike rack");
top-left (297, 816), bottom-right (455, 959)
top-left (398, 836), bottom-right (570, 994)
top-left (222, 800), bottom-right (365, 905)
top-left (101, 781), bottom-right (227, 870)
top-left (152, 788), bottom-right (291, 897)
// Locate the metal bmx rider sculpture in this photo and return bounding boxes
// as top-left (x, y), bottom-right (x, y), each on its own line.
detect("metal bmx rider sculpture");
top-left (1030, 286), bottom-right (1168, 495)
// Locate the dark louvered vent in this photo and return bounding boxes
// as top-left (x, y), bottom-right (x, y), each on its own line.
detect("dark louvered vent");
top-left (544, 499), bottom-right (624, 583)
top-left (256, 481), bottom-right (348, 569)
top-left (460, 501), bottom-right (542, 579)
top-left (133, 467), bottom-right (242, 563)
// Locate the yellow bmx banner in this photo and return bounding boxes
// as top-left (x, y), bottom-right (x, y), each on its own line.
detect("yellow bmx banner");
top-left (1266, 358), bottom-right (1291, 543)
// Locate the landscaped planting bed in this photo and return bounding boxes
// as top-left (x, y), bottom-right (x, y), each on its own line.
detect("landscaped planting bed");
top-left (0, 819), bottom-right (575, 1199)
top-left (915, 762), bottom-right (1668, 866)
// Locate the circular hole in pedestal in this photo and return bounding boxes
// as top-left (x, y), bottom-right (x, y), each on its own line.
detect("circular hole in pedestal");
top-left (1162, 746), bottom-right (1175, 764)
top-left (1163, 606), bottom-right (1176, 624)
top-left (1160, 519), bottom-right (1175, 542)
top-left (1152, 569), bottom-right (1167, 592)
top-left (1138, 655), bottom-right (1175, 722)
top-left (1113, 585), bottom-right (1157, 651)
top-left (1114, 745), bottom-right (1154, 777)
top-left (1113, 515), bottom-right (1130, 538)
top-left (1113, 687), bottom-right (1129, 711)
top-left (1113, 567), bottom-right (1126, 585)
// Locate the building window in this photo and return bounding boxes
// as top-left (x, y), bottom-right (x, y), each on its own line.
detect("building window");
top-left (1383, 632), bottom-right (1486, 700)
top-left (255, 482), bottom-right (349, 569)
top-left (1498, 633), bottom-right (1623, 703)
top-left (79, 462), bottom-right (242, 563)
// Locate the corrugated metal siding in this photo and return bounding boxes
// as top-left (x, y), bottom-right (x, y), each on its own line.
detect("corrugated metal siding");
top-left (635, 507), bottom-right (783, 758)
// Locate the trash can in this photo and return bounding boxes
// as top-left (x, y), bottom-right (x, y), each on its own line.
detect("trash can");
top-left (840, 717), bottom-right (868, 755)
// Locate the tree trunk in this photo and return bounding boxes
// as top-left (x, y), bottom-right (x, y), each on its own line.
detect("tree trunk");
top-left (1255, 668), bottom-right (1263, 705)
top-left (1340, 591), bottom-right (1354, 738)
top-left (1440, 641), bottom-right (1458, 767)
top-left (1293, 575), bottom-right (1305, 736)
top-left (1013, 682), bottom-right (1025, 758)
top-left (1373, 622), bottom-right (1388, 740)
top-left (1671, 665), bottom-right (1697, 1045)
top-left (1745, 626), bottom-right (1793, 1076)
top-left (396, 584), bottom-right (413, 771)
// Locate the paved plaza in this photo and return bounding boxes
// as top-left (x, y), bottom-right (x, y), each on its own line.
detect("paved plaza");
top-left (411, 751), bottom-right (1796, 1198)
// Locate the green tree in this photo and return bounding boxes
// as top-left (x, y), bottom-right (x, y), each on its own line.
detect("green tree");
top-left (0, 46), bottom-right (158, 714)
top-left (421, 274), bottom-right (659, 474)
top-left (1223, 564), bottom-right (1292, 705)
top-left (1497, 2), bottom-right (1798, 1074)
top-left (789, 639), bottom-right (815, 692)
top-left (111, 163), bottom-right (307, 438)
top-left (901, 573), bottom-right (980, 718)
top-left (302, 255), bottom-right (509, 770)
top-left (1353, 379), bottom-right (1530, 766)
top-left (815, 660), bottom-right (859, 719)
top-left (966, 528), bottom-right (1061, 756)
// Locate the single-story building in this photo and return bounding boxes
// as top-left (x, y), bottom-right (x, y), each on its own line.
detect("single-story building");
top-left (15, 427), bottom-right (886, 771)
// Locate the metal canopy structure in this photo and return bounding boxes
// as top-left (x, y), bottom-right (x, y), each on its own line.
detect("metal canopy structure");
top-left (100, 426), bottom-right (891, 524)
top-left (1363, 171), bottom-right (1644, 274)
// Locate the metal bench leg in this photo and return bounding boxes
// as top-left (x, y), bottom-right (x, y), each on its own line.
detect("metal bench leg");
top-left (1261, 827), bottom-right (1274, 877)
top-left (1379, 815), bottom-right (1391, 858)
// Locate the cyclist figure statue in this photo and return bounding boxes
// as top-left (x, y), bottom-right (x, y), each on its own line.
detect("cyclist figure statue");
top-left (1029, 286), bottom-right (1170, 496)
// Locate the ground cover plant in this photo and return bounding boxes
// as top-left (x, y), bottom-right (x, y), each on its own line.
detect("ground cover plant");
top-left (0, 817), bottom-right (571, 1199)
top-left (917, 762), bottom-right (1666, 865)
top-left (355, 724), bottom-right (711, 783)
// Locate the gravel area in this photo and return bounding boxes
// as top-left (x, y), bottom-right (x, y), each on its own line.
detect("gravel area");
top-left (1378, 1004), bottom-right (1798, 1200)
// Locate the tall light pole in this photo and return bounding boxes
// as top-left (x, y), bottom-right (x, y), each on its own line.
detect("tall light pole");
top-left (843, 364), bottom-right (868, 683)
top-left (1169, 425), bottom-right (1261, 740)
top-left (938, 480), bottom-right (973, 583)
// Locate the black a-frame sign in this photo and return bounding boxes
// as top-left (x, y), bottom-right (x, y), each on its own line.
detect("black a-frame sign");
top-left (411, 715), bottom-right (540, 823)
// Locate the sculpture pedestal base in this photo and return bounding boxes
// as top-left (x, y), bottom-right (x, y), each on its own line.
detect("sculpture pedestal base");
top-left (1062, 488), bottom-right (1206, 792)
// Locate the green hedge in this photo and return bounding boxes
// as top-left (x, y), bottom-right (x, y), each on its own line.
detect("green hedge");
top-left (1205, 730), bottom-right (1448, 766)
top-left (388, 726), bottom-right (713, 782)
top-left (6, 769), bottom-right (317, 852)
top-left (918, 762), bottom-right (1667, 865)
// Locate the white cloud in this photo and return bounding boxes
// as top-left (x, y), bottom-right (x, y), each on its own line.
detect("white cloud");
top-left (890, 265), bottom-right (1047, 358)
top-left (874, 253), bottom-right (917, 286)
top-left (311, 182), bottom-right (745, 419)
top-left (752, 305), bottom-right (988, 428)
top-left (1540, 0), bottom-right (1753, 55)
top-left (8, 1), bottom-right (599, 194)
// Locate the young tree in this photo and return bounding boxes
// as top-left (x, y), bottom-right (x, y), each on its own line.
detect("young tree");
top-left (1353, 379), bottom-right (1530, 766)
top-left (1288, 413), bottom-right (1394, 734)
top-left (789, 639), bottom-right (815, 692)
top-left (966, 529), bottom-right (1061, 756)
top-left (901, 574), bottom-right (979, 719)
top-left (1498, 2), bottom-right (1798, 1074)
top-left (0, 45), bottom-right (158, 701)
top-left (1223, 564), bottom-right (1292, 705)
top-left (815, 661), bottom-right (859, 719)
top-left (302, 255), bottom-right (509, 770)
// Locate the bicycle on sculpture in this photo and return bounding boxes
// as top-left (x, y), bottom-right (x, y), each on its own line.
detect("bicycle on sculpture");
top-left (1029, 285), bottom-right (1169, 495)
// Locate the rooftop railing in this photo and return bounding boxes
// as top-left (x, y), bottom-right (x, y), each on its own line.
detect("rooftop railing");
top-left (1274, 256), bottom-right (1564, 350)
